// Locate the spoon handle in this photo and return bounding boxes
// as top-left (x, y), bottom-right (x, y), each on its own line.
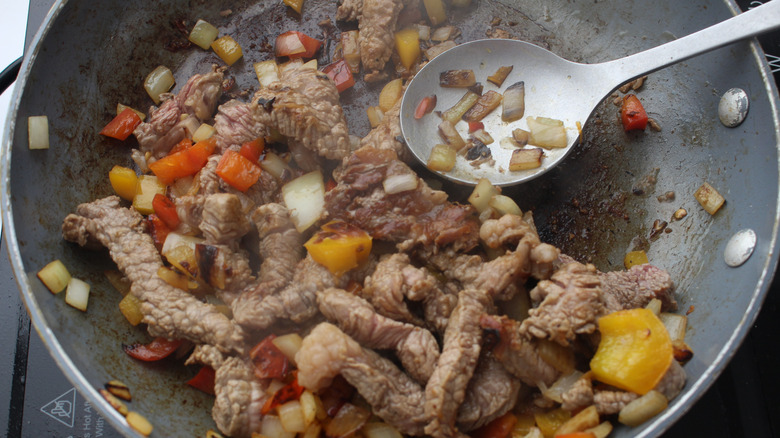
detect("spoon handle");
top-left (597, 1), bottom-right (780, 87)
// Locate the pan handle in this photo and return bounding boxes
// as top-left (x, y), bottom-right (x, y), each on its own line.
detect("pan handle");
top-left (0, 57), bottom-right (22, 95)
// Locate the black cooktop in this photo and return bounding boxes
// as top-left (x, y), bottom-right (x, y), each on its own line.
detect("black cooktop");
top-left (2, 0), bottom-right (779, 437)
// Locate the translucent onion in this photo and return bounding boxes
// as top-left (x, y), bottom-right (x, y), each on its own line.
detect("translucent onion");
top-left (618, 390), bottom-right (668, 427)
top-left (144, 65), bottom-right (175, 105)
top-left (501, 81), bottom-right (525, 122)
top-left (538, 370), bottom-right (583, 404)
top-left (277, 400), bottom-right (306, 433)
top-left (467, 178), bottom-right (500, 213)
top-left (659, 312), bottom-right (687, 341)
top-left (260, 151), bottom-right (293, 180)
top-left (363, 422), bottom-right (403, 438)
top-left (383, 173), bottom-right (419, 194)
top-left (64, 277), bottom-right (91, 312)
top-left (37, 260), bottom-right (71, 294)
top-left (272, 333), bottom-right (304, 365)
top-left (323, 403), bottom-right (370, 438)
top-left (27, 115), bottom-right (49, 150)
top-left (261, 415), bottom-right (296, 438)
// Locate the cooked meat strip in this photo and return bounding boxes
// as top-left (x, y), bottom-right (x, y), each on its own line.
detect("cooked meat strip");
top-left (252, 66), bottom-right (351, 161)
top-left (185, 344), bottom-right (226, 370)
top-left (61, 196), bottom-right (246, 353)
top-left (479, 314), bottom-right (560, 387)
top-left (336, 0), bottom-right (363, 22)
top-left (521, 262), bottom-right (607, 346)
top-left (600, 263), bottom-right (677, 312)
top-left (363, 253), bottom-right (425, 325)
top-left (359, 90), bottom-right (412, 162)
top-left (212, 356), bottom-right (267, 438)
top-left (252, 203), bottom-right (304, 291)
top-left (425, 288), bottom-right (491, 438)
top-left (296, 323), bottom-right (429, 435)
top-left (327, 147), bottom-right (480, 253)
top-left (200, 193), bottom-right (252, 249)
top-left (359, 0), bottom-right (405, 82)
top-left (456, 354), bottom-right (522, 432)
top-left (213, 100), bottom-right (267, 153)
top-left (480, 213), bottom-right (560, 280)
top-left (134, 67), bottom-right (224, 159)
top-left (317, 287), bottom-right (440, 384)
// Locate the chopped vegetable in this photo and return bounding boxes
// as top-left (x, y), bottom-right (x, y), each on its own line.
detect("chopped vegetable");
top-left (583, 422), bottom-right (613, 438)
top-left (512, 128), bottom-right (530, 146)
top-left (305, 220), bottom-right (373, 276)
top-left (620, 94), bottom-right (648, 131)
top-left (100, 388), bottom-right (129, 416)
top-left (472, 412), bottom-right (517, 438)
top-left (414, 95), bottom-right (437, 119)
top-left (147, 214), bottom-right (172, 250)
top-left (100, 108), bottom-right (142, 141)
top-left (123, 337), bottom-right (184, 361)
top-left (144, 65), bottom-right (175, 105)
top-left (431, 25), bottom-right (459, 42)
top-left (239, 138), bottom-right (265, 164)
top-left (262, 415), bottom-right (296, 438)
top-left (263, 378), bottom-right (306, 417)
top-left (422, 0), bottom-right (447, 26)
top-left (341, 30), bottom-right (361, 74)
top-left (152, 194), bottom-right (180, 229)
top-left (425, 40), bottom-right (456, 60)
top-left (501, 81), bottom-right (525, 122)
top-left (117, 103), bottom-right (145, 121)
top-left (383, 173), bottom-right (418, 194)
top-left (534, 408), bottom-right (571, 438)
top-left (590, 308), bottom-right (673, 395)
top-left (157, 266), bottom-right (190, 290)
top-left (211, 35), bottom-right (244, 66)
top-left (119, 293), bottom-right (144, 326)
top-left (323, 403), bottom-right (371, 438)
top-left (188, 19), bottom-right (219, 50)
top-left (489, 194), bottom-right (522, 216)
top-left (468, 178), bottom-right (500, 213)
top-left (441, 85), bottom-right (481, 124)
top-left (624, 250), bottom-right (648, 268)
top-left (302, 58), bottom-right (319, 69)
top-left (148, 137), bottom-right (217, 185)
top-left (282, 170), bottom-right (325, 232)
top-left (105, 380), bottom-right (132, 401)
top-left (37, 260), bottom-right (71, 294)
top-left (64, 277), bottom-right (90, 311)
top-left (109, 165), bottom-right (138, 201)
top-left (468, 121), bottom-right (484, 133)
top-left (694, 182), bottom-right (725, 215)
top-left (438, 120), bottom-right (466, 150)
top-left (487, 65), bottom-right (513, 87)
top-left (509, 148), bottom-right (544, 171)
top-left (618, 390), bottom-right (668, 427)
top-left (394, 28), bottom-right (421, 70)
top-left (367, 106), bottom-right (384, 128)
top-left (472, 129), bottom-right (494, 145)
top-left (659, 312), bottom-right (687, 342)
top-left (126, 411), bottom-right (153, 437)
top-left (276, 31), bottom-right (322, 59)
top-left (259, 151), bottom-right (293, 179)
top-left (427, 144), bottom-right (457, 172)
top-left (439, 69), bottom-right (476, 88)
top-left (254, 60), bottom-right (281, 87)
top-left (284, 0), bottom-right (305, 14)
top-left (192, 123), bottom-right (216, 142)
top-left (104, 269), bottom-right (131, 296)
top-left (463, 90), bottom-right (502, 122)
top-left (251, 335), bottom-right (292, 380)
top-left (363, 422), bottom-right (403, 438)
top-left (555, 405), bottom-right (600, 436)
top-left (322, 59), bottom-right (356, 92)
top-left (527, 116), bottom-right (568, 149)
top-left (132, 175), bottom-right (166, 215)
top-left (278, 400), bottom-right (307, 433)
top-left (216, 149), bottom-right (263, 192)
top-left (27, 115), bottom-right (49, 150)
top-left (187, 366), bottom-right (216, 395)
top-left (271, 333), bottom-right (304, 365)
top-left (379, 78), bottom-right (404, 112)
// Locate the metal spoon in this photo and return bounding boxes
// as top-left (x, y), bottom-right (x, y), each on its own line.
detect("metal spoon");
top-left (399, 1), bottom-right (780, 186)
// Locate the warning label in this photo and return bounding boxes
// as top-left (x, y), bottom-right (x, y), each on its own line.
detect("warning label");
top-left (40, 387), bottom-right (77, 428)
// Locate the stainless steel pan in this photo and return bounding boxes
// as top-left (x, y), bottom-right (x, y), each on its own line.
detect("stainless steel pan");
top-left (2, 0), bottom-right (779, 436)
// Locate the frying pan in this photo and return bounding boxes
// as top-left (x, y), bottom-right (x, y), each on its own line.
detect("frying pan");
top-left (2, 0), bottom-right (779, 436)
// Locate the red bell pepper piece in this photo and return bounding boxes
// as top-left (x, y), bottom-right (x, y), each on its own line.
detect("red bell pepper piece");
top-left (147, 214), bottom-right (171, 251)
top-left (149, 137), bottom-right (217, 185)
top-left (123, 337), bottom-right (183, 362)
top-left (322, 59), bottom-right (355, 93)
top-left (152, 194), bottom-right (180, 229)
top-left (472, 412), bottom-right (518, 438)
top-left (169, 138), bottom-right (193, 155)
top-left (100, 108), bottom-right (142, 141)
top-left (468, 121), bottom-right (485, 133)
top-left (250, 334), bottom-right (291, 380)
top-left (620, 94), bottom-right (648, 131)
top-left (239, 138), bottom-right (265, 164)
top-left (216, 149), bottom-right (263, 192)
top-left (261, 373), bottom-right (305, 414)
top-left (275, 31), bottom-right (322, 59)
top-left (187, 366), bottom-right (216, 396)
top-left (414, 95), bottom-right (437, 119)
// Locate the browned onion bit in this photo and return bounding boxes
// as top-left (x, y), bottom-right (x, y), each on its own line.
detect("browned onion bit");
top-left (100, 389), bottom-right (129, 416)
top-left (105, 379), bottom-right (133, 401)
top-left (509, 148), bottom-right (544, 171)
top-left (439, 69), bottom-right (477, 88)
top-left (501, 81), bottom-right (525, 122)
top-left (462, 90), bottom-right (503, 122)
top-left (486, 65), bottom-right (513, 87)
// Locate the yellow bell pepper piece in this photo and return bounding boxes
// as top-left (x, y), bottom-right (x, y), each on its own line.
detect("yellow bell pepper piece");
top-left (590, 308), bottom-right (673, 395)
top-left (132, 175), bottom-right (166, 215)
top-left (623, 250), bottom-right (649, 269)
top-left (533, 408), bottom-right (571, 438)
top-left (423, 0), bottom-right (447, 26)
top-left (119, 293), bottom-right (144, 326)
top-left (109, 165), bottom-right (138, 201)
top-left (394, 28), bottom-right (421, 70)
top-left (284, 0), bottom-right (304, 14)
top-left (304, 221), bottom-right (372, 276)
top-left (211, 35), bottom-right (243, 66)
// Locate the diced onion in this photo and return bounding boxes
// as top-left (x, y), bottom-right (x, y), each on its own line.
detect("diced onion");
top-left (282, 170), bottom-right (326, 232)
top-left (427, 144), bottom-right (457, 172)
top-left (527, 116), bottom-right (567, 149)
top-left (65, 277), bottom-right (91, 312)
top-left (162, 232), bottom-right (206, 259)
top-left (132, 175), bottom-right (166, 215)
top-left (299, 390), bottom-right (319, 427)
top-left (302, 422), bottom-right (322, 438)
top-left (431, 26), bottom-right (459, 42)
top-left (472, 129), bottom-right (494, 145)
top-left (424, 41), bottom-right (456, 61)
top-left (439, 69), bottom-right (476, 88)
top-left (323, 403), bottom-right (370, 438)
top-left (278, 400), bottom-right (306, 433)
top-left (260, 151), bottom-right (293, 180)
top-left (659, 312), bottom-right (687, 342)
top-left (538, 370), bottom-right (583, 403)
top-left (363, 422), bottom-right (403, 438)
top-left (117, 103), bottom-right (146, 121)
top-left (617, 390), bottom-right (668, 427)
top-left (509, 148), bottom-right (543, 171)
top-left (144, 65), bottom-right (175, 105)
top-left (414, 24), bottom-right (431, 41)
top-left (104, 269), bottom-right (131, 296)
top-left (438, 120), bottom-right (466, 150)
top-left (254, 60), bottom-right (281, 87)
top-left (367, 106), bottom-right (385, 128)
top-left (261, 415), bottom-right (296, 438)
top-left (584, 422), bottom-right (614, 438)
top-left (126, 411), bottom-right (153, 436)
top-left (383, 173), bottom-right (419, 194)
top-left (266, 379), bottom-right (287, 396)
top-left (468, 178), bottom-right (500, 213)
top-left (192, 123), bottom-right (216, 142)
top-left (188, 19), bottom-right (219, 50)
top-left (554, 405), bottom-right (599, 436)
top-left (27, 115), bottom-right (49, 150)
top-left (37, 259), bottom-right (71, 294)
top-left (119, 293), bottom-right (144, 326)
top-left (502, 81), bottom-right (525, 122)
top-left (694, 182), bottom-right (725, 215)
top-left (302, 59), bottom-right (318, 70)
top-left (644, 298), bottom-right (662, 316)
top-left (537, 339), bottom-right (575, 374)
top-left (378, 78), bottom-right (403, 112)
top-left (272, 333), bottom-right (304, 365)
top-left (488, 194), bottom-right (522, 217)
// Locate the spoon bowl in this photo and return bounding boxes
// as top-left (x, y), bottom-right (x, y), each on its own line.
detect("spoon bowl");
top-left (400, 1), bottom-right (780, 186)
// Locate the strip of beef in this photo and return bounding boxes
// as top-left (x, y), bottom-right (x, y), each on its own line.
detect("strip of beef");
top-left (359, 0), bottom-right (406, 82)
top-left (212, 356), bottom-right (267, 438)
top-left (134, 67), bottom-right (224, 159)
top-left (317, 287), bottom-right (440, 384)
top-left (213, 99), bottom-right (267, 153)
top-left (296, 323), bottom-right (428, 435)
top-left (200, 193), bottom-right (252, 249)
top-left (479, 314), bottom-right (560, 387)
top-left (521, 262), bottom-right (607, 346)
top-left (185, 344), bottom-right (226, 370)
top-left (252, 66), bottom-right (351, 161)
top-left (425, 288), bottom-right (491, 438)
top-left (600, 264), bottom-right (677, 312)
top-left (327, 147), bottom-right (480, 253)
top-left (363, 253), bottom-right (425, 325)
top-left (61, 196), bottom-right (246, 353)
top-left (456, 354), bottom-right (522, 432)
top-left (359, 87), bottom-right (412, 162)
top-left (336, 0), bottom-right (364, 22)
top-left (252, 203), bottom-right (305, 291)
top-left (480, 213), bottom-right (560, 280)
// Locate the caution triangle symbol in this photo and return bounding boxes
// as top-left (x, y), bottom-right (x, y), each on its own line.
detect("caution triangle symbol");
top-left (40, 387), bottom-right (77, 428)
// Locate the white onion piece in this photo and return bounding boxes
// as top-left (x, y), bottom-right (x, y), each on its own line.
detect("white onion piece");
top-left (659, 312), bottom-right (687, 341)
top-left (383, 173), bottom-right (419, 194)
top-left (527, 116), bottom-right (567, 149)
top-left (260, 151), bottom-right (293, 179)
top-left (538, 370), bottom-right (583, 403)
top-left (363, 422), bottom-right (403, 438)
top-left (467, 178), bottom-right (500, 213)
top-left (502, 81), bottom-right (525, 122)
top-left (254, 60), bottom-right (281, 87)
top-left (161, 232), bottom-right (206, 256)
top-left (37, 259), bottom-right (71, 294)
top-left (278, 400), bottom-right (306, 433)
top-left (65, 277), bottom-right (91, 312)
top-left (188, 19), bottom-right (219, 50)
top-left (618, 390), bottom-right (668, 427)
top-left (192, 123), bottom-right (216, 142)
top-left (272, 333), bottom-right (304, 365)
top-left (144, 65), bottom-right (175, 105)
top-left (27, 115), bottom-right (49, 150)
top-left (261, 415), bottom-right (296, 438)
top-left (282, 170), bottom-right (325, 232)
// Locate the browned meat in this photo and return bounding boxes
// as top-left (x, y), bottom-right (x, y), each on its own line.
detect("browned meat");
top-left (296, 323), bottom-right (429, 435)
top-left (359, 89), bottom-right (412, 161)
top-left (425, 288), bottom-right (491, 438)
top-left (522, 262), bottom-right (607, 346)
top-left (317, 288), bottom-right (440, 384)
top-left (600, 264), bottom-right (677, 312)
top-left (252, 203), bottom-right (305, 291)
top-left (336, 0), bottom-right (363, 21)
top-left (363, 253), bottom-right (425, 325)
top-left (327, 147), bottom-right (480, 253)
top-left (359, 0), bottom-right (405, 82)
top-left (212, 356), bottom-right (267, 438)
top-left (61, 196), bottom-right (246, 353)
top-left (456, 354), bottom-right (522, 431)
top-left (213, 100), bottom-right (267, 152)
top-left (185, 344), bottom-right (226, 370)
top-left (200, 193), bottom-right (252, 248)
top-left (252, 66), bottom-right (351, 161)
top-left (479, 314), bottom-right (560, 387)
top-left (479, 213), bottom-right (560, 281)
top-left (175, 66), bottom-right (225, 121)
